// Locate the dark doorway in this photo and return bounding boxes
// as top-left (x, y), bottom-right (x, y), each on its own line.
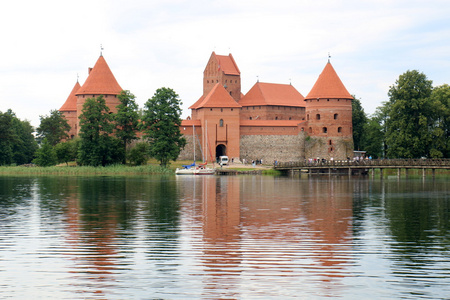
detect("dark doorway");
top-left (215, 144), bottom-right (226, 162)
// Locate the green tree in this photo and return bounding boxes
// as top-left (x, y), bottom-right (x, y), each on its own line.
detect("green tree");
top-left (127, 142), bottom-right (150, 166)
top-left (115, 90), bottom-right (140, 164)
top-left (36, 109), bottom-right (70, 146)
top-left (352, 96), bottom-right (368, 151)
top-left (429, 84), bottom-right (450, 157)
top-left (386, 70), bottom-right (433, 158)
top-left (78, 95), bottom-right (122, 166)
top-left (0, 111), bottom-right (15, 165)
top-left (12, 117), bottom-right (38, 165)
top-left (141, 87), bottom-right (186, 167)
top-left (55, 138), bottom-right (79, 166)
top-left (33, 138), bottom-right (57, 167)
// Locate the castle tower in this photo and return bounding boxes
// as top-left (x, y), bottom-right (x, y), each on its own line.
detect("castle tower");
top-left (203, 52), bottom-right (241, 103)
top-left (304, 60), bottom-right (354, 159)
top-left (189, 83), bottom-right (241, 161)
top-left (59, 80), bottom-right (81, 139)
top-left (75, 55), bottom-right (123, 134)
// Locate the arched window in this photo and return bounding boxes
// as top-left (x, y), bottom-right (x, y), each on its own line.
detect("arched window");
top-left (329, 140), bottom-right (332, 145)
top-left (309, 127), bottom-right (312, 133)
top-left (323, 127), bottom-right (327, 133)
top-left (334, 113), bottom-right (338, 120)
top-left (219, 119), bottom-right (224, 127)
top-left (338, 127), bottom-right (342, 133)
top-left (316, 114), bottom-right (321, 120)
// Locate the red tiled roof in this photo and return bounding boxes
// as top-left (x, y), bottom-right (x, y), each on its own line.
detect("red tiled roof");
top-left (214, 52), bottom-right (240, 75)
top-left (59, 81), bottom-right (81, 112)
top-left (240, 120), bottom-right (305, 127)
top-left (305, 62), bottom-right (352, 100)
top-left (190, 83), bottom-right (241, 109)
top-left (181, 119), bottom-right (202, 126)
top-left (239, 82), bottom-right (305, 107)
top-left (76, 55), bottom-right (122, 96)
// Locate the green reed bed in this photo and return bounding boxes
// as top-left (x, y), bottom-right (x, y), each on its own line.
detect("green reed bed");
top-left (0, 164), bottom-right (173, 176)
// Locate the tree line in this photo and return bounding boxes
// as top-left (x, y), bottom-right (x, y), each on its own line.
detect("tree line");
top-left (352, 70), bottom-right (449, 159)
top-left (0, 87), bottom-right (186, 167)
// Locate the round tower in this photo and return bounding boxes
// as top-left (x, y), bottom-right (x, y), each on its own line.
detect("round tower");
top-left (75, 55), bottom-right (123, 134)
top-left (304, 60), bottom-right (354, 160)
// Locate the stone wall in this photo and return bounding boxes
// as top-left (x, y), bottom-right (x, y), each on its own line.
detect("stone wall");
top-left (240, 133), bottom-right (306, 164)
top-left (304, 136), bottom-right (354, 161)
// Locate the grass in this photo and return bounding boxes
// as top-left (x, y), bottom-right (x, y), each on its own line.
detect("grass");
top-left (0, 159), bottom-right (282, 176)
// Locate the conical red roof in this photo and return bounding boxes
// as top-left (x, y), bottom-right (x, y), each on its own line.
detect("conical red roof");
top-left (75, 55), bottom-right (122, 96)
top-left (190, 83), bottom-right (241, 109)
top-left (59, 81), bottom-right (81, 111)
top-left (239, 82), bottom-right (305, 107)
top-left (305, 62), bottom-right (352, 100)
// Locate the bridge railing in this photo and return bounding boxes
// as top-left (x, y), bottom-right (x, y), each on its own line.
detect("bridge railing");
top-left (275, 158), bottom-right (450, 169)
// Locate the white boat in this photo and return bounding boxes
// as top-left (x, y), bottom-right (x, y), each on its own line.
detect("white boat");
top-left (176, 124), bottom-right (215, 175)
top-left (175, 163), bottom-right (215, 175)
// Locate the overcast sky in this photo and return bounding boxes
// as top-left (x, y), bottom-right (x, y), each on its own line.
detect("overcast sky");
top-left (1, 0), bottom-right (449, 127)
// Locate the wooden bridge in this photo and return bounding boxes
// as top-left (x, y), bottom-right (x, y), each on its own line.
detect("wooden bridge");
top-left (274, 159), bottom-right (450, 177)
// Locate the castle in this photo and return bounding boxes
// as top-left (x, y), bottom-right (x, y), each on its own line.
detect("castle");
top-left (60, 52), bottom-right (354, 163)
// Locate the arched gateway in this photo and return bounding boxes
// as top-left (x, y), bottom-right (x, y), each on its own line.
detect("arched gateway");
top-left (215, 144), bottom-right (226, 161)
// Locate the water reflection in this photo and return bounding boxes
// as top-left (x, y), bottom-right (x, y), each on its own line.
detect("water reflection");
top-left (0, 175), bottom-right (448, 299)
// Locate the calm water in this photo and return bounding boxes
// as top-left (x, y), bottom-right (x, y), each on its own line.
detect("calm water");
top-left (0, 174), bottom-right (449, 299)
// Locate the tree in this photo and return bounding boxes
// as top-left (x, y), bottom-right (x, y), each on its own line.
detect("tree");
top-left (78, 95), bottom-right (122, 166)
top-left (352, 96), bottom-right (368, 151)
top-left (55, 138), bottom-right (79, 166)
top-left (429, 84), bottom-right (450, 157)
top-left (0, 111), bottom-right (15, 165)
top-left (33, 138), bottom-right (57, 167)
top-left (36, 109), bottom-right (70, 146)
top-left (127, 142), bottom-right (150, 166)
top-left (11, 117), bottom-right (38, 165)
top-left (115, 90), bottom-right (140, 164)
top-left (0, 109), bottom-right (37, 165)
top-left (386, 70), bottom-right (433, 158)
top-left (141, 87), bottom-right (186, 167)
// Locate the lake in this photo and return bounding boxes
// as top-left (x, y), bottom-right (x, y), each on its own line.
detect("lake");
top-left (0, 174), bottom-right (449, 299)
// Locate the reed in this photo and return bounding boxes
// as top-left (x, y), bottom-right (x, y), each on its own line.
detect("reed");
top-left (0, 164), bottom-right (172, 175)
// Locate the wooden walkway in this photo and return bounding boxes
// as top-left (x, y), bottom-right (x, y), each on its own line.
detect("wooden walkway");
top-left (274, 159), bottom-right (450, 176)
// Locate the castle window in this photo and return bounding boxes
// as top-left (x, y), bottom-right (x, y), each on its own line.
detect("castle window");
top-left (210, 108), bottom-right (213, 111)
top-left (219, 119), bottom-right (224, 127)
top-left (301, 127), bottom-right (304, 131)
top-left (230, 91), bottom-right (232, 96)
top-left (338, 127), bottom-right (342, 133)
top-left (316, 114), bottom-right (320, 120)
top-left (309, 127), bottom-right (312, 133)
top-left (329, 140), bottom-right (332, 145)
top-left (334, 113), bottom-right (338, 120)
top-left (221, 108), bottom-right (223, 112)
top-left (275, 117), bottom-right (278, 120)
top-left (231, 108), bottom-right (233, 111)
top-left (250, 117), bottom-right (252, 120)
top-left (307, 114), bottom-right (309, 120)
top-left (323, 127), bottom-right (327, 133)
top-left (289, 117), bottom-right (291, 120)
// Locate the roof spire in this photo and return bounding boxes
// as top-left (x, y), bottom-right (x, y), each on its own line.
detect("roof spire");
top-left (328, 52), bottom-right (331, 63)
top-left (100, 44), bottom-right (104, 56)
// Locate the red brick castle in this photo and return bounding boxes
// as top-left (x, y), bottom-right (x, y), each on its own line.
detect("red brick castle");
top-left (60, 52), bottom-right (354, 163)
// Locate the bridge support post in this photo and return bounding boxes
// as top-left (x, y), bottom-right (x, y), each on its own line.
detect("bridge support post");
top-left (348, 168), bottom-right (351, 176)
top-left (422, 168), bottom-right (426, 178)
top-left (397, 168), bottom-right (401, 178)
top-left (371, 168), bottom-right (375, 178)
top-left (432, 169), bottom-right (435, 178)
top-left (380, 168), bottom-right (383, 178)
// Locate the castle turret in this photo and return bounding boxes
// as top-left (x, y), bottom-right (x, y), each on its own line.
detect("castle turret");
top-left (304, 61), bottom-right (354, 159)
top-left (59, 81), bottom-right (81, 139)
top-left (75, 55), bottom-right (123, 134)
top-left (203, 52), bottom-right (241, 103)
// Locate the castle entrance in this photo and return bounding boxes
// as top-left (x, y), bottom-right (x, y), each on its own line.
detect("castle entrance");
top-left (215, 144), bottom-right (226, 162)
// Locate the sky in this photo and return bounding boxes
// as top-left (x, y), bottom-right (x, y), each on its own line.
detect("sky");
top-left (1, 0), bottom-right (449, 128)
